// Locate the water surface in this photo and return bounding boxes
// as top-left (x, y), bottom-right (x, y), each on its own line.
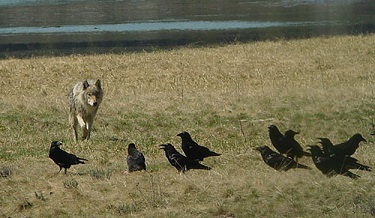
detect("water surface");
top-left (0, 0), bottom-right (373, 56)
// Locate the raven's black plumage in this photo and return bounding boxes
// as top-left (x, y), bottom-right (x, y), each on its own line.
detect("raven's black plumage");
top-left (49, 141), bottom-right (87, 174)
top-left (254, 146), bottom-right (311, 171)
top-left (332, 134), bottom-right (366, 156)
top-left (308, 145), bottom-right (361, 179)
top-left (177, 131), bottom-right (221, 161)
top-left (342, 156), bottom-right (372, 171)
top-left (159, 143), bottom-right (211, 172)
top-left (318, 137), bottom-right (339, 156)
top-left (319, 138), bottom-right (371, 171)
top-left (268, 125), bottom-right (286, 153)
top-left (268, 125), bottom-right (310, 161)
top-left (281, 130), bottom-right (306, 160)
top-left (127, 143), bottom-right (146, 172)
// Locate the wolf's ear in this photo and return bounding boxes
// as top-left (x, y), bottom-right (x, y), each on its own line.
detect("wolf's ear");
top-left (83, 80), bottom-right (90, 90)
top-left (95, 79), bottom-right (101, 88)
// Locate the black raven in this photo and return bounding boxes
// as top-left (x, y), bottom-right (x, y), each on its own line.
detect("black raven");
top-left (318, 138), bottom-right (371, 171)
top-left (159, 143), bottom-right (211, 172)
top-left (333, 134), bottom-right (366, 156)
top-left (281, 130), bottom-right (307, 160)
top-left (49, 141), bottom-right (87, 174)
top-left (268, 125), bottom-right (286, 153)
top-left (177, 131), bottom-right (221, 161)
top-left (308, 145), bottom-right (360, 179)
top-left (254, 146), bottom-right (311, 171)
top-left (127, 143), bottom-right (146, 172)
top-left (268, 125), bottom-right (309, 161)
top-left (319, 134), bottom-right (366, 157)
top-left (318, 137), bottom-right (339, 156)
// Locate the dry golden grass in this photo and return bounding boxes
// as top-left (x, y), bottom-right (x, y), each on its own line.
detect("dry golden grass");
top-left (0, 34), bottom-right (375, 217)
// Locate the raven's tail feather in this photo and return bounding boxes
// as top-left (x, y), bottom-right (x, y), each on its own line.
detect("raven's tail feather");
top-left (296, 163), bottom-right (311, 170)
top-left (78, 157), bottom-right (88, 164)
top-left (344, 171), bottom-right (361, 179)
top-left (210, 152), bottom-right (221, 157)
top-left (354, 163), bottom-right (372, 171)
top-left (189, 162), bottom-right (211, 170)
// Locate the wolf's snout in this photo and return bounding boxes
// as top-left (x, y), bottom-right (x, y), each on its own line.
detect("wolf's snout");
top-left (92, 102), bottom-right (98, 107)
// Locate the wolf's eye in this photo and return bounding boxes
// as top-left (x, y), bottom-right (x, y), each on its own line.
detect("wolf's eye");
top-left (87, 93), bottom-right (92, 96)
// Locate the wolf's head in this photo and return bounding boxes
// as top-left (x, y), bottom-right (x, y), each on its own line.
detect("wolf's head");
top-left (83, 79), bottom-right (102, 107)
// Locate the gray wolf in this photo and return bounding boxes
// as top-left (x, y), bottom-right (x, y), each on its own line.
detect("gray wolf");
top-left (49, 141), bottom-right (88, 174)
top-left (68, 79), bottom-right (103, 142)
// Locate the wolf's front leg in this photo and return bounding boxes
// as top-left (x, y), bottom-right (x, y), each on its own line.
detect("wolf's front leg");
top-left (85, 122), bottom-right (91, 140)
top-left (85, 117), bottom-right (94, 140)
top-left (77, 116), bottom-right (88, 141)
top-left (81, 125), bottom-right (89, 140)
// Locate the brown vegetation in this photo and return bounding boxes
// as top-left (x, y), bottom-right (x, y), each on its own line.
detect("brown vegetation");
top-left (0, 34), bottom-right (374, 217)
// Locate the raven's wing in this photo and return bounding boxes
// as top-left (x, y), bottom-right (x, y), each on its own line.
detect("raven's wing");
top-left (169, 152), bottom-right (187, 171)
top-left (127, 151), bottom-right (146, 171)
top-left (264, 152), bottom-right (294, 170)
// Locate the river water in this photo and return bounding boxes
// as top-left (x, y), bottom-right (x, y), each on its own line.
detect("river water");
top-left (0, 0), bottom-right (374, 56)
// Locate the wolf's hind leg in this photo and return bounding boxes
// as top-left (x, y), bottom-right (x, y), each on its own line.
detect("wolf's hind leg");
top-left (73, 125), bottom-right (79, 142)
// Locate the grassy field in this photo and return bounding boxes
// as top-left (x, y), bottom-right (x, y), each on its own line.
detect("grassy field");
top-left (0, 34), bottom-right (375, 217)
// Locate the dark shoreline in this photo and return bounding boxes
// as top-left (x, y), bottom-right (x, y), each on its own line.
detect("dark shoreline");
top-left (1, 23), bottom-right (374, 58)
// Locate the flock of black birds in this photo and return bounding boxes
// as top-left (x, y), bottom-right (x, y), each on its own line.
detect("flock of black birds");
top-left (49, 126), bottom-right (372, 179)
top-left (254, 125), bottom-right (371, 179)
top-left (48, 131), bottom-right (221, 174)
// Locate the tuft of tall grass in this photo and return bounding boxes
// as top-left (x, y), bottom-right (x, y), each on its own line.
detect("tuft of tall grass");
top-left (63, 178), bottom-right (79, 189)
top-left (89, 168), bottom-right (112, 180)
top-left (0, 165), bottom-right (13, 178)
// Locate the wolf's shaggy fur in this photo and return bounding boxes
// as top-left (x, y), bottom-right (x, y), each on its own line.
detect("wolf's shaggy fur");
top-left (68, 79), bottom-right (103, 142)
